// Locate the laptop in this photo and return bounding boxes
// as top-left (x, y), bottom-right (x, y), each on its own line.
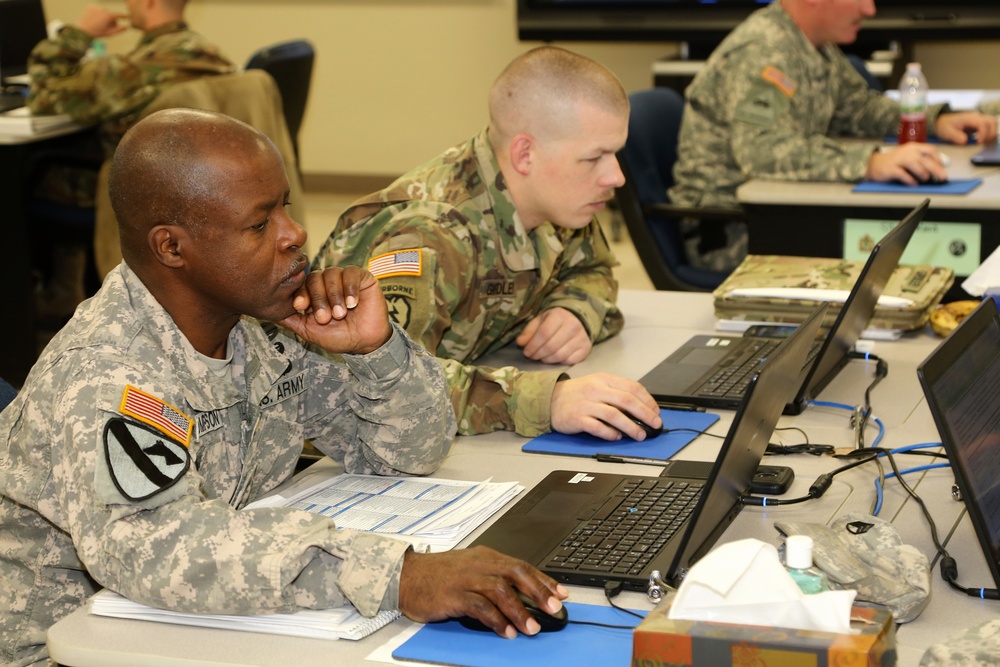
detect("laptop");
top-left (971, 144), bottom-right (1000, 167)
top-left (0, 0), bottom-right (47, 81)
top-left (917, 297), bottom-right (1000, 591)
top-left (471, 302), bottom-right (828, 591)
top-left (640, 199), bottom-right (929, 415)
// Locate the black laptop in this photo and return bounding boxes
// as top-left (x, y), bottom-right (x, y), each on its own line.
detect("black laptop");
top-left (917, 297), bottom-right (1000, 591)
top-left (0, 0), bottom-right (47, 81)
top-left (639, 199), bottom-right (929, 414)
top-left (471, 303), bottom-right (828, 591)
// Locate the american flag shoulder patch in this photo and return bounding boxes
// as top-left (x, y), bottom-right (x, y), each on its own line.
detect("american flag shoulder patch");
top-left (119, 385), bottom-right (192, 447)
top-left (761, 65), bottom-right (797, 97)
top-left (368, 249), bottom-right (422, 279)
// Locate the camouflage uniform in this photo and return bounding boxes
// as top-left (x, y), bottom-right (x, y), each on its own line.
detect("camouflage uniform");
top-left (313, 129), bottom-right (623, 437)
top-left (0, 263), bottom-right (456, 667)
top-left (27, 21), bottom-right (235, 157)
top-left (670, 2), bottom-right (948, 271)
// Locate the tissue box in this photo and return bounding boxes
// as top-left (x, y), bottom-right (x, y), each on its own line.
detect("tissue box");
top-left (632, 602), bottom-right (895, 667)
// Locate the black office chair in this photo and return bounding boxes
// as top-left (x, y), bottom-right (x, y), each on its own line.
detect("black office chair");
top-left (245, 40), bottom-right (315, 164)
top-left (615, 88), bottom-right (739, 291)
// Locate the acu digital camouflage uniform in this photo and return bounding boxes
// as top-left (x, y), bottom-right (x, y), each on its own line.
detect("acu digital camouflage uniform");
top-left (27, 21), bottom-right (235, 157)
top-left (921, 619), bottom-right (1000, 667)
top-left (0, 263), bottom-right (456, 667)
top-left (670, 2), bottom-right (949, 271)
top-left (314, 129), bottom-right (623, 437)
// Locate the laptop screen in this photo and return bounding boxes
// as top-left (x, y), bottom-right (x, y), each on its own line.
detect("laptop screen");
top-left (0, 0), bottom-right (47, 78)
top-left (918, 298), bottom-right (1000, 586)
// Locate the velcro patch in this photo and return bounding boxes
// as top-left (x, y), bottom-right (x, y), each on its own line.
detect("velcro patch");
top-left (761, 65), bottom-right (797, 97)
top-left (120, 385), bottom-right (192, 446)
top-left (103, 418), bottom-right (191, 501)
top-left (368, 249), bottom-right (422, 279)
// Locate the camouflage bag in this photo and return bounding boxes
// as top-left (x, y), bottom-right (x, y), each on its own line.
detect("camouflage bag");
top-left (775, 512), bottom-right (931, 622)
top-left (920, 619), bottom-right (1000, 667)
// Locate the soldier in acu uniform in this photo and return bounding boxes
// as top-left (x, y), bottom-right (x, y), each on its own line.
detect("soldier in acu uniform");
top-left (0, 109), bottom-right (567, 667)
top-left (315, 46), bottom-right (663, 442)
top-left (670, 0), bottom-right (999, 273)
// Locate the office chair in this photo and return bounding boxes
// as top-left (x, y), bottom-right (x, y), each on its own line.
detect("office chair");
top-left (615, 88), bottom-right (738, 291)
top-left (245, 40), bottom-right (315, 164)
top-left (0, 376), bottom-right (17, 411)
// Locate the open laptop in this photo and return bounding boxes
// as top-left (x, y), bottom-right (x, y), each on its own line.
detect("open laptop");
top-left (917, 297), bottom-right (1000, 591)
top-left (0, 0), bottom-right (47, 80)
top-left (471, 302), bottom-right (828, 591)
top-left (640, 199), bottom-right (929, 415)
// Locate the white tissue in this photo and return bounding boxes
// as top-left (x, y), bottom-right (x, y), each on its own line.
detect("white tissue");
top-left (667, 538), bottom-right (856, 634)
top-left (961, 245), bottom-right (1000, 297)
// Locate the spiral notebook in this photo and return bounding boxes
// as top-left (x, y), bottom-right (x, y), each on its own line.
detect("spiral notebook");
top-left (89, 589), bottom-right (400, 641)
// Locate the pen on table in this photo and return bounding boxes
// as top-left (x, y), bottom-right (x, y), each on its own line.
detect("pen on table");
top-left (656, 401), bottom-right (705, 412)
top-left (595, 453), bottom-right (669, 466)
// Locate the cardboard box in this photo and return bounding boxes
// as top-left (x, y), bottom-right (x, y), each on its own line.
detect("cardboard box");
top-left (633, 603), bottom-right (896, 667)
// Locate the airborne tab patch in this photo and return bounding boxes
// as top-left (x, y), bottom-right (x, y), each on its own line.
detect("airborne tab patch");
top-left (104, 418), bottom-right (191, 501)
top-left (368, 249), bottom-right (422, 279)
top-left (761, 65), bottom-right (797, 97)
top-left (120, 385), bottom-right (192, 446)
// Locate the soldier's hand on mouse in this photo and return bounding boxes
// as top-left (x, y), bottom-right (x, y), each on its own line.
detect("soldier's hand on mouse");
top-left (865, 142), bottom-right (947, 185)
top-left (398, 546), bottom-right (568, 638)
top-left (279, 265), bottom-right (392, 355)
top-left (550, 373), bottom-right (661, 440)
top-left (516, 307), bottom-right (592, 365)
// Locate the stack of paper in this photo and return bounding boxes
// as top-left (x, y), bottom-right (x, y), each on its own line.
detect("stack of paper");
top-left (89, 589), bottom-right (400, 641)
top-left (0, 106), bottom-right (76, 136)
top-left (246, 470), bottom-right (524, 552)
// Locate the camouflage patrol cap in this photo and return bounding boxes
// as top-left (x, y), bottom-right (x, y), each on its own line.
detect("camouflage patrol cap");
top-left (920, 619), bottom-right (1000, 667)
top-left (775, 512), bottom-right (930, 622)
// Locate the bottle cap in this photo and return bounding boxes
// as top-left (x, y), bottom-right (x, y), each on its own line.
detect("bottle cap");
top-left (906, 62), bottom-right (922, 72)
top-left (786, 535), bottom-right (815, 569)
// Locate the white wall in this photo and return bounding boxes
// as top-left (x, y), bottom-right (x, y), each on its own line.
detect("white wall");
top-left (40, 0), bottom-right (1000, 180)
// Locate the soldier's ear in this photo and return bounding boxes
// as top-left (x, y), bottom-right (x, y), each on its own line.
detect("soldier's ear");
top-left (509, 133), bottom-right (535, 175)
top-left (149, 225), bottom-right (186, 269)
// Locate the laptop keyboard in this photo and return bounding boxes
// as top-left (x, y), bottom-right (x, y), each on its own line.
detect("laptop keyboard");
top-left (541, 477), bottom-right (703, 577)
top-left (696, 339), bottom-right (781, 399)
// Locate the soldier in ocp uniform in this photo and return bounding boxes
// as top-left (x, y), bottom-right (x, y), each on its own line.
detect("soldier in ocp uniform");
top-left (0, 109), bottom-right (567, 667)
top-left (26, 0), bottom-right (235, 323)
top-left (314, 46), bottom-right (663, 442)
top-left (670, 0), bottom-right (999, 273)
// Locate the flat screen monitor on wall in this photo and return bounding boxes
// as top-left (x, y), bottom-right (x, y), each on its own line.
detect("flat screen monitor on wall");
top-left (518, 0), bottom-right (1000, 46)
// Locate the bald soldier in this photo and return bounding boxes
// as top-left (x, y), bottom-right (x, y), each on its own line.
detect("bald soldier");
top-left (670, 0), bottom-right (999, 271)
top-left (314, 46), bottom-right (663, 442)
top-left (0, 109), bottom-right (567, 667)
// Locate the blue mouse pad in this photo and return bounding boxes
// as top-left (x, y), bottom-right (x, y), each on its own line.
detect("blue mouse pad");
top-left (392, 601), bottom-right (645, 667)
top-left (521, 408), bottom-right (719, 460)
top-left (852, 178), bottom-right (981, 195)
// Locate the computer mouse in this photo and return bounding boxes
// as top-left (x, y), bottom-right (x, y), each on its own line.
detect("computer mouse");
top-left (622, 411), bottom-right (663, 439)
top-left (457, 592), bottom-right (569, 633)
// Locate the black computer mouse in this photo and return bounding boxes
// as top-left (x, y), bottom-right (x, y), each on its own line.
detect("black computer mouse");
top-left (622, 411), bottom-right (663, 439)
top-left (457, 593), bottom-right (569, 633)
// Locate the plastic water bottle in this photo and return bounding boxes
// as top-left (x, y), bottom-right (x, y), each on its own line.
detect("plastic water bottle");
top-left (897, 62), bottom-right (928, 145)
top-left (785, 535), bottom-right (829, 594)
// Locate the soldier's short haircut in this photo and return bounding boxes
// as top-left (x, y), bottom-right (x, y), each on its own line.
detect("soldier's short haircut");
top-left (488, 46), bottom-right (628, 145)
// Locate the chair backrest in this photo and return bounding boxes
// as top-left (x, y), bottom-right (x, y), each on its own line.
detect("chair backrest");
top-left (616, 87), bottom-right (728, 291)
top-left (0, 376), bottom-right (17, 412)
top-left (92, 70), bottom-right (306, 279)
top-left (245, 40), bottom-right (315, 162)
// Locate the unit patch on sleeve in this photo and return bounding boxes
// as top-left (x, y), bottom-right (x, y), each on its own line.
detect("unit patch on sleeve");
top-left (103, 418), bottom-right (191, 501)
top-left (119, 385), bottom-right (193, 446)
top-left (368, 249), bottom-right (422, 279)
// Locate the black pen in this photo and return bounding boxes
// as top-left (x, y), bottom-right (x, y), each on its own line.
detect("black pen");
top-left (656, 401), bottom-right (705, 412)
top-left (595, 453), bottom-right (669, 466)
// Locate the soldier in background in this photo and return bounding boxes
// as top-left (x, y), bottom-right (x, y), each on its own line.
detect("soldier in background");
top-left (314, 46), bottom-right (662, 441)
top-left (0, 109), bottom-right (566, 667)
top-left (670, 0), bottom-right (999, 273)
top-left (26, 0), bottom-right (235, 323)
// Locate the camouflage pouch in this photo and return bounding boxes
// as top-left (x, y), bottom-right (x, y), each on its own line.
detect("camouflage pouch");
top-left (920, 619), bottom-right (1000, 667)
top-left (713, 255), bottom-right (954, 331)
top-left (775, 512), bottom-right (931, 622)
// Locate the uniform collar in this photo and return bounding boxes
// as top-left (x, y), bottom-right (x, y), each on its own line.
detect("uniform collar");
top-left (138, 20), bottom-right (189, 45)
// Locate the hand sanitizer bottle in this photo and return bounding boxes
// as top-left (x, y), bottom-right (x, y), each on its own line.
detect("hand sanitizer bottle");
top-left (785, 535), bottom-right (829, 594)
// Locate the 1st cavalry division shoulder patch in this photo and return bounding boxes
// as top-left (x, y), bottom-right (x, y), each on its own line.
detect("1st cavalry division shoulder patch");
top-left (104, 417), bottom-right (190, 501)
